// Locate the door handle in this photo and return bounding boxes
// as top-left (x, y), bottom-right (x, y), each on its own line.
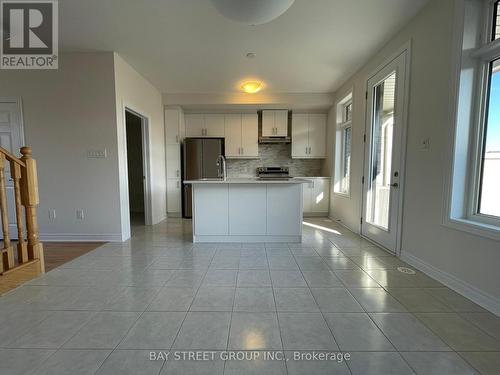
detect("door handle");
top-left (390, 182), bottom-right (399, 188)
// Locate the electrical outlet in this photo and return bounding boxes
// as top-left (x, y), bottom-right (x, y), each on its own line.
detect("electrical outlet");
top-left (48, 209), bottom-right (56, 220)
top-left (76, 210), bottom-right (85, 220)
top-left (87, 149), bottom-right (107, 158)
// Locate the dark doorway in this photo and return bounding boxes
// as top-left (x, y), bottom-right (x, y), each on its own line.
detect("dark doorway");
top-left (126, 110), bottom-right (145, 225)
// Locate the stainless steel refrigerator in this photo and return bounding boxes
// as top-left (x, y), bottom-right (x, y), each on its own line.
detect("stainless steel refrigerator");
top-left (182, 138), bottom-right (225, 217)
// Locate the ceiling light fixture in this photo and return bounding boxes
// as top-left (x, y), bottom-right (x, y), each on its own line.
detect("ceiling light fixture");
top-left (241, 81), bottom-right (263, 94)
top-left (210, 0), bottom-right (295, 25)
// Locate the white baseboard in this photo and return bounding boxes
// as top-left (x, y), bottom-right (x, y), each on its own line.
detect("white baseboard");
top-left (327, 215), bottom-right (359, 235)
top-left (40, 233), bottom-right (123, 242)
top-left (401, 252), bottom-right (500, 316)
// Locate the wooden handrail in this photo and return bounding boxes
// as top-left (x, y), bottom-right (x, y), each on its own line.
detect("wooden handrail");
top-left (0, 146), bottom-right (25, 167)
top-left (0, 146), bottom-right (44, 275)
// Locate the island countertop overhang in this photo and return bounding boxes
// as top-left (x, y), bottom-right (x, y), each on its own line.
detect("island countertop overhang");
top-left (184, 178), bottom-right (311, 184)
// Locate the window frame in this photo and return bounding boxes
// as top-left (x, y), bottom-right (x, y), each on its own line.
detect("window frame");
top-left (467, 1), bottom-right (500, 227)
top-left (444, 0), bottom-right (500, 240)
top-left (333, 93), bottom-right (353, 197)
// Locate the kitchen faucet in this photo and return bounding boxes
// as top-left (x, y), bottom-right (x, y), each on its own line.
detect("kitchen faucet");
top-left (216, 155), bottom-right (227, 180)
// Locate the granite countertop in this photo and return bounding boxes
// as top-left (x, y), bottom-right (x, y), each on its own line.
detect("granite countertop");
top-left (184, 178), bottom-right (312, 184)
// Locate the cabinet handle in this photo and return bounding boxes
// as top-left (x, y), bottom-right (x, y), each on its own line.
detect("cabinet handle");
top-left (305, 147), bottom-right (308, 155)
top-left (241, 147), bottom-right (244, 155)
top-left (176, 169), bottom-right (179, 177)
top-left (176, 181), bottom-right (180, 188)
top-left (175, 135), bottom-right (179, 143)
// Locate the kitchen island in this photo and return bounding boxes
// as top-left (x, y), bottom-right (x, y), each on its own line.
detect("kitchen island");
top-left (184, 178), bottom-right (309, 243)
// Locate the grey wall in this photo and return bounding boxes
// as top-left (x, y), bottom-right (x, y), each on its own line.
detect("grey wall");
top-left (0, 52), bottom-right (123, 240)
top-left (226, 143), bottom-right (325, 178)
top-left (327, 0), bottom-right (500, 313)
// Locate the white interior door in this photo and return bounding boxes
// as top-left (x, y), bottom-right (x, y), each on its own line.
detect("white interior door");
top-left (362, 51), bottom-right (407, 252)
top-left (0, 98), bottom-right (25, 239)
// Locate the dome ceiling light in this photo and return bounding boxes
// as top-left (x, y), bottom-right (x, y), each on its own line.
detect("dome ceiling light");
top-left (241, 81), bottom-right (263, 94)
top-left (210, 0), bottom-right (295, 25)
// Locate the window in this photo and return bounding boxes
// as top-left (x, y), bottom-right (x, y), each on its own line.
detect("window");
top-left (494, 0), bottom-right (499, 40)
top-left (334, 93), bottom-right (353, 195)
top-left (477, 58), bottom-right (500, 217)
top-left (446, 0), bottom-right (500, 238)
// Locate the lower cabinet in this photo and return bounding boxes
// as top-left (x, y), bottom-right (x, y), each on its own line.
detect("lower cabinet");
top-left (302, 178), bottom-right (330, 216)
top-left (167, 179), bottom-right (182, 216)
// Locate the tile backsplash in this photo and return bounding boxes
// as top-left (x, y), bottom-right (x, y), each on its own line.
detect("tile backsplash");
top-left (226, 143), bottom-right (325, 178)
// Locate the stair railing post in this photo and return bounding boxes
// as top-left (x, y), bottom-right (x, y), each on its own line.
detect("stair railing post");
top-left (20, 146), bottom-right (44, 273)
top-left (11, 161), bottom-right (28, 263)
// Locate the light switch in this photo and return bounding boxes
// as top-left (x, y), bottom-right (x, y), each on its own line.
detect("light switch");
top-left (87, 149), bottom-right (107, 158)
top-left (420, 137), bottom-right (431, 151)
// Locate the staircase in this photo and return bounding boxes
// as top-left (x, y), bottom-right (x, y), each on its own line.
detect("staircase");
top-left (0, 146), bottom-right (44, 275)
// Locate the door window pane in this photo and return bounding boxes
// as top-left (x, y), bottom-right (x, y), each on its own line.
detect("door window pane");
top-left (343, 127), bottom-right (351, 193)
top-left (366, 72), bottom-right (396, 229)
top-left (478, 59), bottom-right (500, 217)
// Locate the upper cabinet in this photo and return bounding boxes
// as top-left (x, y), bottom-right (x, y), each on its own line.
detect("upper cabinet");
top-left (291, 113), bottom-right (327, 158)
top-left (165, 107), bottom-right (184, 144)
top-left (185, 114), bottom-right (225, 137)
top-left (262, 110), bottom-right (289, 137)
top-left (224, 113), bottom-right (258, 158)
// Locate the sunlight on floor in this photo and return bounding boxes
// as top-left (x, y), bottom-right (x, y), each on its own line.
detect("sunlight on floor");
top-left (302, 220), bottom-right (342, 235)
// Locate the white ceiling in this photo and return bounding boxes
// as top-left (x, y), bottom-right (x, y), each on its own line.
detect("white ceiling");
top-left (60, 0), bottom-right (428, 95)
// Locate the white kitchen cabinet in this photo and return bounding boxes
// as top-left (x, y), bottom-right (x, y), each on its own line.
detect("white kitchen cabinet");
top-left (302, 178), bottom-right (330, 216)
top-left (291, 113), bottom-right (327, 158)
top-left (165, 108), bottom-right (184, 216)
top-left (185, 114), bottom-right (225, 137)
top-left (184, 114), bottom-right (205, 137)
top-left (224, 113), bottom-right (258, 158)
top-left (303, 180), bottom-right (313, 213)
top-left (241, 113), bottom-right (259, 157)
top-left (167, 179), bottom-right (182, 215)
top-left (267, 184), bottom-right (302, 235)
top-left (228, 184), bottom-right (267, 235)
top-left (262, 110), bottom-right (289, 137)
top-left (166, 145), bottom-right (181, 179)
top-left (193, 184), bottom-right (229, 235)
top-left (291, 114), bottom-right (309, 157)
top-left (204, 114), bottom-right (225, 137)
top-left (308, 114), bottom-right (327, 158)
top-left (165, 107), bottom-right (184, 144)
top-left (224, 114), bottom-right (241, 157)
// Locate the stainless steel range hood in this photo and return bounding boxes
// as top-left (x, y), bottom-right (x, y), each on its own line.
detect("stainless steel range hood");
top-left (258, 136), bottom-right (291, 144)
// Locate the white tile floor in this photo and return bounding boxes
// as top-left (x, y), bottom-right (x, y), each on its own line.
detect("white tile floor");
top-left (0, 217), bottom-right (499, 374)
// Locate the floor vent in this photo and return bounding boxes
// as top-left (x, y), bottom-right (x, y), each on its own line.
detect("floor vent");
top-left (397, 266), bottom-right (416, 275)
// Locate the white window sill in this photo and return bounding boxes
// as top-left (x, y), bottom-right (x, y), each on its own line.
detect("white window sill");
top-left (443, 217), bottom-right (500, 242)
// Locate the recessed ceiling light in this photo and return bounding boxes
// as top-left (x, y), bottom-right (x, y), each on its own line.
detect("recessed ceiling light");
top-left (241, 81), bottom-right (263, 94)
top-left (246, 52), bottom-right (256, 59)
